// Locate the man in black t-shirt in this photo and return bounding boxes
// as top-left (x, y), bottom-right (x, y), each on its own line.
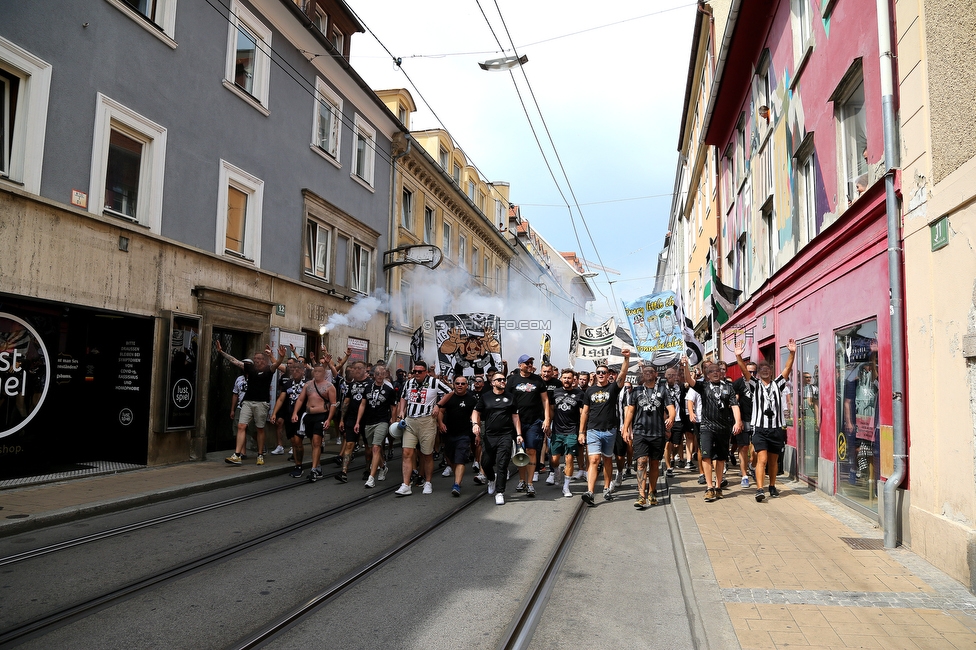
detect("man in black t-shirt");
top-left (505, 355), bottom-right (551, 498)
top-left (683, 357), bottom-right (743, 502)
top-left (579, 348), bottom-right (631, 505)
top-left (539, 363), bottom-right (561, 482)
top-left (355, 365), bottom-right (397, 488)
top-left (550, 368), bottom-right (584, 498)
top-left (472, 371), bottom-right (523, 505)
top-left (216, 340), bottom-right (281, 466)
top-left (437, 376), bottom-right (480, 496)
top-left (623, 365), bottom-right (675, 508)
top-left (337, 361), bottom-right (371, 483)
top-left (732, 358), bottom-right (758, 487)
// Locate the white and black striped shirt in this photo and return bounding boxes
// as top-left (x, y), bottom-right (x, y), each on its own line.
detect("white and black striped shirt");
top-left (748, 376), bottom-right (788, 429)
top-left (402, 376), bottom-right (450, 418)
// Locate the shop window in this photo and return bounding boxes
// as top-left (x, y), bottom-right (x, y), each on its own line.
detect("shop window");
top-left (90, 93), bottom-right (167, 232)
top-left (836, 320), bottom-right (880, 513)
top-left (797, 339), bottom-right (820, 483)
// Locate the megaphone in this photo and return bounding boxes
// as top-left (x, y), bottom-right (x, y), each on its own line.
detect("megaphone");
top-left (512, 443), bottom-right (530, 468)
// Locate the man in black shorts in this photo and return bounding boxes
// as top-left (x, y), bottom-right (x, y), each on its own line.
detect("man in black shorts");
top-left (735, 339), bottom-right (796, 501)
top-left (437, 375), bottom-right (478, 496)
top-left (292, 364), bottom-right (337, 481)
top-left (663, 367), bottom-right (691, 473)
top-left (337, 361), bottom-right (370, 483)
top-left (506, 355), bottom-right (551, 498)
top-left (683, 357), bottom-right (742, 502)
top-left (732, 357), bottom-right (758, 487)
top-left (472, 371), bottom-right (522, 505)
top-left (270, 362), bottom-right (307, 477)
top-left (623, 365), bottom-right (675, 508)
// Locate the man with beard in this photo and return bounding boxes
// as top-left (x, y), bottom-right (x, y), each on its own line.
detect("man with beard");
top-left (578, 349), bottom-right (631, 505)
top-left (337, 361), bottom-right (370, 483)
top-left (683, 357), bottom-right (743, 502)
top-left (216, 341), bottom-right (282, 466)
top-left (355, 365), bottom-right (396, 488)
top-left (291, 364), bottom-right (337, 481)
top-left (472, 371), bottom-right (522, 505)
top-left (437, 375), bottom-right (480, 496)
top-left (550, 368), bottom-right (584, 497)
top-left (623, 365), bottom-right (675, 508)
top-left (505, 355), bottom-right (551, 498)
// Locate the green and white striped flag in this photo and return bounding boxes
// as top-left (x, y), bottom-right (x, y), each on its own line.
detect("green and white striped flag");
top-left (704, 259), bottom-right (738, 325)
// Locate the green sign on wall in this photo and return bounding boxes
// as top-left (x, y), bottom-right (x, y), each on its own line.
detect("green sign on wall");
top-left (930, 216), bottom-right (949, 251)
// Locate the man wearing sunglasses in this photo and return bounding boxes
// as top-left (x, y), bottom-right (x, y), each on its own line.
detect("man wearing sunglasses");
top-left (578, 349), bottom-right (631, 505)
top-left (472, 372), bottom-right (522, 505)
top-left (395, 361), bottom-right (450, 496)
top-left (437, 376), bottom-right (481, 496)
top-left (505, 354), bottom-right (552, 498)
top-left (683, 357), bottom-right (743, 502)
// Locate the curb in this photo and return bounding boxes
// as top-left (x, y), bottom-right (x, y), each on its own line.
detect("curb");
top-left (0, 462), bottom-right (299, 539)
top-left (667, 478), bottom-right (742, 650)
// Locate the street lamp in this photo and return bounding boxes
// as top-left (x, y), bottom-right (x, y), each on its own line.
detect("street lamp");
top-left (478, 54), bottom-right (528, 71)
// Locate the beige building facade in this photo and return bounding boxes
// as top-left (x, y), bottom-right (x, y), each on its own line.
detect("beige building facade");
top-left (896, 0), bottom-right (976, 590)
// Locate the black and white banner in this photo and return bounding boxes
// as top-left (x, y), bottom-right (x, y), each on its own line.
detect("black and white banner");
top-left (573, 316), bottom-right (616, 362)
top-left (434, 313), bottom-right (503, 382)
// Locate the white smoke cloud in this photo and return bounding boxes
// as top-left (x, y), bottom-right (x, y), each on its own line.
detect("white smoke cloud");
top-left (323, 290), bottom-right (391, 333)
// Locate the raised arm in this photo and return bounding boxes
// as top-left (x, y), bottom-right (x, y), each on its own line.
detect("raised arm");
top-left (215, 339), bottom-right (245, 369)
top-left (781, 338), bottom-right (797, 380)
top-left (734, 341), bottom-right (751, 381)
top-left (615, 349), bottom-right (631, 388)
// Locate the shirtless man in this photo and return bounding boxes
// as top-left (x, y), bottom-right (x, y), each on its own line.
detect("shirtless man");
top-left (292, 364), bottom-right (337, 482)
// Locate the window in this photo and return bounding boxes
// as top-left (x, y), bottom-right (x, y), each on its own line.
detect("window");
top-left (89, 93), bottom-right (167, 232)
top-left (452, 162), bottom-right (461, 184)
top-left (737, 234), bottom-right (748, 294)
top-left (330, 27), bottom-right (344, 54)
top-left (351, 114), bottom-right (376, 187)
top-left (423, 206), bottom-right (434, 244)
top-left (483, 255), bottom-right (490, 286)
top-left (734, 116), bottom-right (746, 187)
top-left (106, 0), bottom-right (178, 47)
top-left (439, 146), bottom-right (449, 169)
top-left (442, 221), bottom-right (452, 258)
top-left (494, 199), bottom-right (504, 227)
top-left (794, 0), bottom-right (813, 54)
top-left (351, 242), bottom-right (371, 294)
top-left (397, 105), bottom-right (408, 127)
top-left (401, 188), bottom-right (414, 230)
top-left (838, 78), bottom-right (867, 206)
top-left (313, 9), bottom-right (327, 33)
top-left (472, 245), bottom-right (479, 279)
top-left (0, 38), bottom-right (51, 195)
top-left (335, 234), bottom-right (348, 286)
top-left (835, 320), bottom-right (880, 512)
top-left (399, 278), bottom-right (411, 326)
top-left (495, 266), bottom-right (501, 292)
top-left (756, 51), bottom-right (771, 139)
top-left (223, 0), bottom-right (272, 113)
top-left (467, 179), bottom-right (475, 200)
top-left (458, 234), bottom-right (467, 266)
top-left (216, 159), bottom-right (263, 264)
top-left (304, 221), bottom-right (331, 281)
top-left (795, 139), bottom-right (817, 246)
top-left (478, 191), bottom-right (486, 212)
top-left (311, 78), bottom-right (341, 162)
top-left (762, 199), bottom-right (776, 277)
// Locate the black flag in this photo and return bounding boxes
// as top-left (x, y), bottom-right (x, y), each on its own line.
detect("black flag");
top-left (409, 325), bottom-right (425, 367)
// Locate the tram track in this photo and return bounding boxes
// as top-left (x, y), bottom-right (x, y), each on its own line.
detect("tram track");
top-left (0, 457), bottom-right (394, 568)
top-left (0, 482), bottom-right (399, 648)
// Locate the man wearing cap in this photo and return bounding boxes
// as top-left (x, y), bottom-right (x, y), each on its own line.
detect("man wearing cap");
top-left (579, 349), bottom-right (631, 504)
top-left (505, 354), bottom-right (551, 498)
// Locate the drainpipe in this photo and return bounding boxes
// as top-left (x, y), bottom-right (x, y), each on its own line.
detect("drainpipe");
top-left (384, 137), bottom-right (411, 362)
top-left (877, 0), bottom-right (906, 549)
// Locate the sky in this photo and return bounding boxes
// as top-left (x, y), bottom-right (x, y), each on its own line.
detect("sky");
top-left (345, 0), bottom-right (698, 324)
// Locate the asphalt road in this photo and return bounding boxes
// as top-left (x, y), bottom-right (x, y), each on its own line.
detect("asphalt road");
top-left (0, 463), bottom-right (700, 649)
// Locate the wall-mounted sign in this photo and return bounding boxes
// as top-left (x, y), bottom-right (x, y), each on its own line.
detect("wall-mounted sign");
top-left (70, 189), bottom-right (88, 209)
top-left (164, 314), bottom-right (200, 430)
top-left (0, 313), bottom-right (51, 439)
top-left (275, 304), bottom-right (286, 317)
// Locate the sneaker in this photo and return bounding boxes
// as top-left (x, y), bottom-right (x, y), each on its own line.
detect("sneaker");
top-left (545, 473), bottom-right (555, 485)
top-left (720, 479), bottom-right (729, 489)
top-left (256, 454), bottom-right (265, 466)
top-left (756, 489), bottom-right (766, 502)
top-left (365, 475), bottom-right (375, 488)
top-left (473, 473), bottom-right (487, 485)
top-left (625, 467), bottom-right (633, 477)
top-left (333, 455), bottom-right (343, 467)
top-left (563, 487), bottom-right (573, 498)
top-left (516, 480), bottom-right (526, 492)
top-left (309, 467), bottom-right (323, 482)
top-left (603, 488), bottom-right (615, 501)
top-left (239, 453), bottom-right (248, 460)
top-left (715, 488), bottom-right (723, 499)
top-left (394, 483), bottom-right (412, 496)
top-left (487, 480), bottom-right (496, 495)
top-left (423, 481), bottom-right (433, 495)
top-left (336, 472), bottom-right (348, 483)
top-left (574, 470), bottom-right (586, 480)
top-left (581, 491), bottom-right (595, 505)
top-left (472, 462), bottom-right (480, 472)
top-left (225, 453), bottom-right (242, 466)
top-left (271, 445), bottom-right (285, 455)
top-left (362, 469), bottom-right (370, 481)
top-left (748, 465), bottom-right (756, 479)
top-left (289, 466), bottom-right (304, 478)
top-left (769, 485), bottom-right (780, 498)
top-left (451, 483), bottom-right (461, 497)
top-left (634, 497), bottom-right (647, 509)
top-left (495, 493), bottom-right (505, 505)
top-left (433, 451), bottom-right (441, 460)
top-left (741, 477), bottom-right (750, 488)
top-left (442, 466), bottom-right (453, 477)
top-left (287, 454), bottom-right (294, 462)
top-left (666, 468), bottom-right (675, 478)
top-left (649, 494), bottom-right (658, 506)
top-left (532, 472), bottom-right (540, 482)
top-left (377, 466), bottom-right (389, 482)
top-left (526, 484), bottom-right (536, 498)
top-left (697, 474), bottom-right (707, 485)
top-left (613, 472), bottom-right (622, 488)
top-left (686, 460), bottom-right (695, 470)
top-left (704, 488), bottom-right (717, 502)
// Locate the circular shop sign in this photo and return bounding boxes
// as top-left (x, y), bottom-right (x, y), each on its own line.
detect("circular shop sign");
top-left (172, 378), bottom-right (193, 409)
top-left (119, 408), bottom-right (134, 426)
top-left (0, 313), bottom-right (51, 439)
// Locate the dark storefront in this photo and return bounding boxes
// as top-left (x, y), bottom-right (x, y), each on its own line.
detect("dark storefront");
top-left (0, 296), bottom-right (153, 479)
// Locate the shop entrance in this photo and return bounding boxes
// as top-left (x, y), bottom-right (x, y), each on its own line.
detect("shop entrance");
top-left (206, 328), bottom-right (250, 453)
top-left (797, 339), bottom-right (821, 485)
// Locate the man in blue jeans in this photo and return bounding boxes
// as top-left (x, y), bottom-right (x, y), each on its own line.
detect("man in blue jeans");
top-left (578, 348), bottom-right (631, 505)
top-left (506, 354), bottom-right (551, 497)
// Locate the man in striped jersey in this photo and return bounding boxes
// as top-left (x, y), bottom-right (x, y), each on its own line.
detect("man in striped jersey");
top-left (734, 339), bottom-right (796, 502)
top-left (395, 361), bottom-right (451, 496)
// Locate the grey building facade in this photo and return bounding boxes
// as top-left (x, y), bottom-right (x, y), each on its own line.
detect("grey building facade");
top-left (0, 0), bottom-right (402, 478)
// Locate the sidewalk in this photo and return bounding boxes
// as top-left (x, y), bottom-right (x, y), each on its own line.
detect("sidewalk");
top-left (670, 468), bottom-right (976, 649)
top-left (0, 449), bottom-right (303, 537)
